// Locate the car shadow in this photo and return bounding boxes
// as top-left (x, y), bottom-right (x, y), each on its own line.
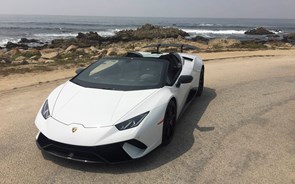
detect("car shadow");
top-left (42, 87), bottom-right (217, 173)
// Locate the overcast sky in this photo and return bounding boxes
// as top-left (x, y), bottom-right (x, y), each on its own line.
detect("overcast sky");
top-left (0, 0), bottom-right (294, 19)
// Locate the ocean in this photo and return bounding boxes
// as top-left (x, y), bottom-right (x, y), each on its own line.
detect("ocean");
top-left (1, 15), bottom-right (295, 46)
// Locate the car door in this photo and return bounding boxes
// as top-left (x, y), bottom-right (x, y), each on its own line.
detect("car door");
top-left (171, 77), bottom-right (192, 118)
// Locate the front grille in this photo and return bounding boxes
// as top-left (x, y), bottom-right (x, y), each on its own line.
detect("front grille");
top-left (37, 133), bottom-right (146, 163)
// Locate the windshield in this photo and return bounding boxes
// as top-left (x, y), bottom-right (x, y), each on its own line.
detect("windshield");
top-left (71, 57), bottom-right (168, 90)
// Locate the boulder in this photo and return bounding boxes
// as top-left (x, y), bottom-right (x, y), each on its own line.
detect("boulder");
top-left (191, 36), bottom-right (209, 42)
top-left (177, 35), bottom-right (184, 40)
top-left (90, 46), bottom-right (99, 52)
top-left (84, 47), bottom-right (92, 54)
top-left (76, 32), bottom-right (103, 41)
top-left (283, 33), bottom-right (295, 43)
top-left (134, 47), bottom-right (141, 51)
top-left (99, 49), bottom-right (108, 56)
top-left (264, 44), bottom-right (273, 49)
top-left (107, 48), bottom-right (118, 56)
top-left (8, 48), bottom-right (21, 56)
top-left (77, 48), bottom-right (84, 52)
top-left (27, 59), bottom-right (38, 64)
top-left (18, 38), bottom-right (40, 44)
top-left (41, 51), bottom-right (59, 59)
top-left (44, 60), bottom-right (55, 64)
top-left (65, 45), bottom-right (78, 53)
top-left (117, 48), bottom-right (127, 56)
top-left (6, 42), bottom-right (29, 50)
top-left (285, 32), bottom-right (295, 39)
top-left (0, 50), bottom-right (5, 57)
top-left (41, 49), bottom-right (59, 59)
top-left (15, 56), bottom-right (26, 61)
top-left (30, 55), bottom-right (39, 60)
top-left (38, 58), bottom-right (47, 63)
top-left (0, 60), bottom-right (7, 64)
top-left (11, 60), bottom-right (28, 65)
top-left (90, 54), bottom-right (102, 60)
top-left (245, 27), bottom-right (274, 35)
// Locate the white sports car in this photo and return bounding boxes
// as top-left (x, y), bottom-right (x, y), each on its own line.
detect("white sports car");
top-left (35, 44), bottom-right (204, 163)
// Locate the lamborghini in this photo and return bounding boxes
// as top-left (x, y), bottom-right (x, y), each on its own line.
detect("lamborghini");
top-left (35, 44), bottom-right (205, 163)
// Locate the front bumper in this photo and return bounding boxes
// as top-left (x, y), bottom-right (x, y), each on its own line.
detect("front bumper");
top-left (36, 133), bottom-right (147, 163)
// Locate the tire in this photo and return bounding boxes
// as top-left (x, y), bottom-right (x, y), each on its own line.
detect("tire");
top-left (162, 100), bottom-right (177, 146)
top-left (196, 66), bottom-right (204, 97)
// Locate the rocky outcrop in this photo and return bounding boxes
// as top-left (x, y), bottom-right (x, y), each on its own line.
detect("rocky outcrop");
top-left (283, 33), bottom-right (295, 43)
top-left (7, 48), bottom-right (21, 56)
top-left (65, 45), bottom-right (78, 53)
top-left (11, 60), bottom-right (28, 65)
top-left (191, 36), bottom-right (209, 43)
top-left (111, 24), bottom-right (190, 42)
top-left (76, 32), bottom-right (103, 41)
top-left (0, 49), bottom-right (10, 64)
top-left (51, 39), bottom-right (79, 49)
top-left (51, 37), bottom-right (100, 48)
top-left (40, 49), bottom-right (59, 59)
top-left (106, 48), bottom-right (118, 56)
top-left (44, 24), bottom-right (189, 48)
top-left (245, 27), bottom-right (274, 35)
top-left (89, 46), bottom-right (99, 52)
top-left (18, 38), bottom-right (40, 44)
top-left (106, 48), bottom-right (127, 56)
top-left (6, 42), bottom-right (29, 50)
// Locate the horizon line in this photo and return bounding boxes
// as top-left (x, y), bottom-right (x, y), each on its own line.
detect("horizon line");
top-left (0, 13), bottom-right (294, 20)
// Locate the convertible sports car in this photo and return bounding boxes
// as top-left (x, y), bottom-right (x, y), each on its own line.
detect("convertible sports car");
top-left (35, 44), bottom-right (204, 163)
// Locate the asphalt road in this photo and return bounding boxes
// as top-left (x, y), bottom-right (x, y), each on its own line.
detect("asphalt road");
top-left (0, 56), bottom-right (294, 184)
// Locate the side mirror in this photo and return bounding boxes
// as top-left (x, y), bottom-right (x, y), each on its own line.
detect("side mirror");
top-left (176, 75), bottom-right (193, 88)
top-left (75, 68), bottom-right (84, 74)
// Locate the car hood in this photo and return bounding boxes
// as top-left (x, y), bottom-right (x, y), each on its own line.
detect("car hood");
top-left (52, 82), bottom-right (159, 128)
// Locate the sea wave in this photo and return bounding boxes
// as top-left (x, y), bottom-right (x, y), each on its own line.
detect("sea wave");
top-left (97, 28), bottom-right (124, 37)
top-left (183, 29), bottom-right (246, 35)
top-left (33, 29), bottom-right (123, 38)
top-left (33, 33), bottom-right (78, 37)
top-left (199, 23), bottom-right (222, 27)
top-left (0, 38), bottom-right (20, 47)
top-left (97, 31), bottom-right (115, 37)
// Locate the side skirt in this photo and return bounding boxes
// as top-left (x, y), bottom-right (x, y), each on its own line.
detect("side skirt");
top-left (178, 88), bottom-right (198, 119)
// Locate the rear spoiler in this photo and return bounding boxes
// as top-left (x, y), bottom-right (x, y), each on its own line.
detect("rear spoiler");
top-left (144, 43), bottom-right (199, 53)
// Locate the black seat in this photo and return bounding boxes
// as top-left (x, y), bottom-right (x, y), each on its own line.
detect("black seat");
top-left (159, 54), bottom-right (182, 85)
top-left (125, 52), bottom-right (143, 58)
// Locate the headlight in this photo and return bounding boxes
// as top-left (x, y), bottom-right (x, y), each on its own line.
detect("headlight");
top-left (41, 100), bottom-right (50, 119)
top-left (115, 112), bottom-right (149, 131)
